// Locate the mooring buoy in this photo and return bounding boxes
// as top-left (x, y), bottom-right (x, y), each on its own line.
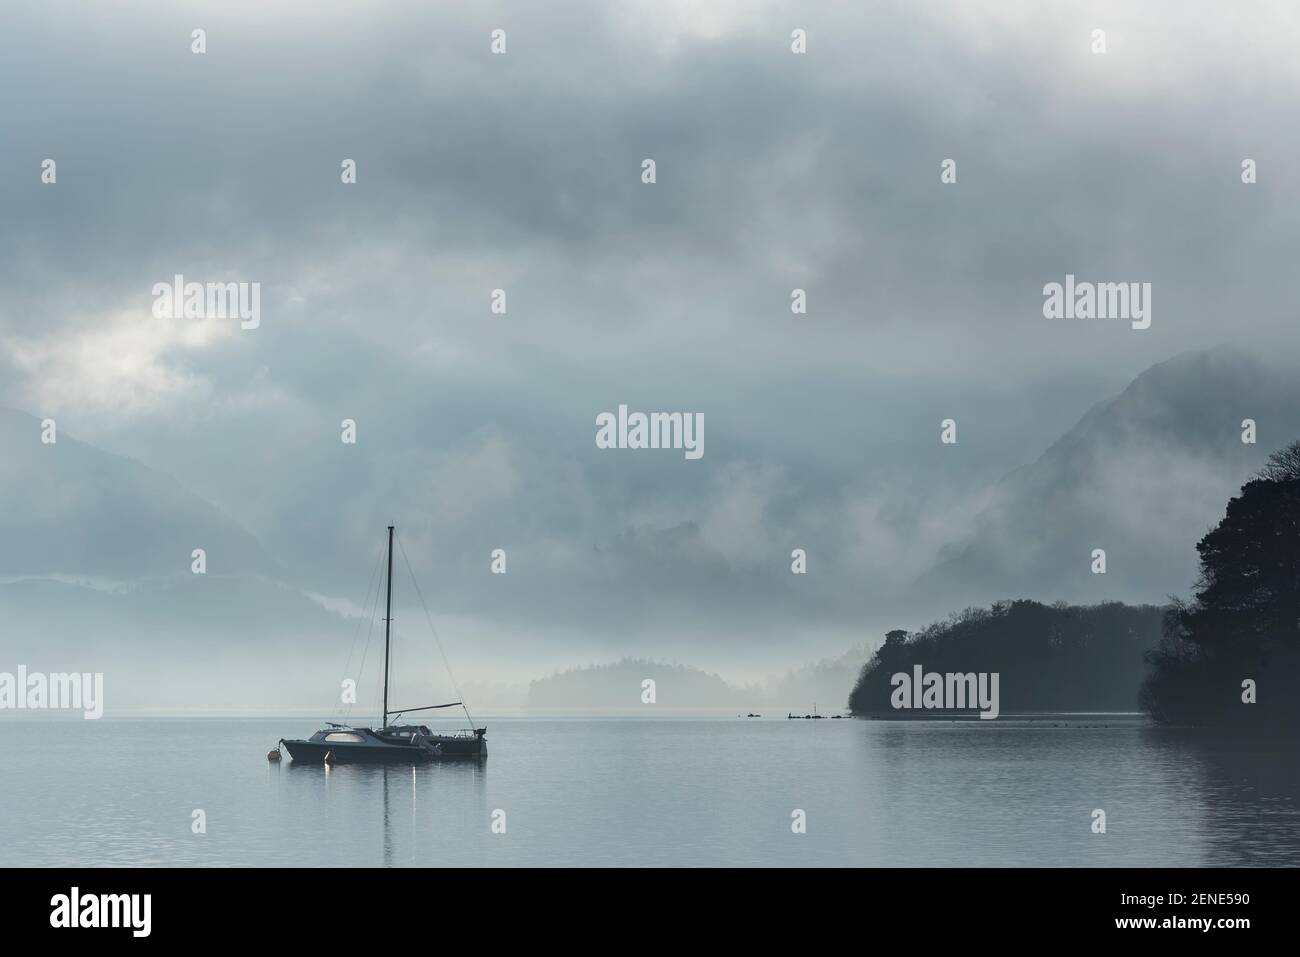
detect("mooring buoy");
top-left (267, 746), bottom-right (282, 762)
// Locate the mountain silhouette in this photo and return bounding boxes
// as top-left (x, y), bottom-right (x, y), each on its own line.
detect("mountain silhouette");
top-left (0, 408), bottom-right (281, 582)
top-left (914, 347), bottom-right (1298, 608)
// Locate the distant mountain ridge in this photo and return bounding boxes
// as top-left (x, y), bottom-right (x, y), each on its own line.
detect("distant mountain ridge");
top-left (0, 408), bottom-right (281, 581)
top-left (914, 347), bottom-right (1300, 608)
top-left (526, 650), bottom-right (872, 713)
top-left (762, 643), bottom-right (870, 711)
top-left (0, 408), bottom-right (357, 713)
top-left (527, 658), bottom-right (752, 712)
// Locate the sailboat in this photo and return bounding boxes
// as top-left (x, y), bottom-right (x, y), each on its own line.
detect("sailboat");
top-left (279, 525), bottom-right (487, 763)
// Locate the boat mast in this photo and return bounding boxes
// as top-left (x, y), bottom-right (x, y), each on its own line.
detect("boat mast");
top-left (382, 524), bottom-right (394, 729)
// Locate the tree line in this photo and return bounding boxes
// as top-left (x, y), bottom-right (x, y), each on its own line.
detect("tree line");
top-left (850, 441), bottom-right (1300, 729)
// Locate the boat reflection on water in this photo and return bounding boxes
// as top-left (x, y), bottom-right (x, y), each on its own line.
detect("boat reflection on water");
top-left (282, 755), bottom-right (489, 866)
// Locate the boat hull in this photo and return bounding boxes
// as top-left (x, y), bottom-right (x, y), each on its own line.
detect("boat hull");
top-left (281, 728), bottom-right (486, 764)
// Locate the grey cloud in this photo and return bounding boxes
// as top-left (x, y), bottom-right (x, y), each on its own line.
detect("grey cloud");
top-left (2, 1), bottom-right (1300, 696)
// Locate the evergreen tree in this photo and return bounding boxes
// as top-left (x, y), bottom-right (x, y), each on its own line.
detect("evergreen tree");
top-left (1141, 441), bottom-right (1300, 727)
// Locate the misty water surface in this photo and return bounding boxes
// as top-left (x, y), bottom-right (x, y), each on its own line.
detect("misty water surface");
top-left (2, 717), bottom-right (1296, 866)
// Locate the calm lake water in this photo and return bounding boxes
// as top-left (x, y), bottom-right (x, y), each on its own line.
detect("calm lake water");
top-left (2, 716), bottom-right (1298, 867)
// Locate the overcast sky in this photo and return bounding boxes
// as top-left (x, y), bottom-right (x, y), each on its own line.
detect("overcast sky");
top-left (3, 1), bottom-right (1299, 681)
